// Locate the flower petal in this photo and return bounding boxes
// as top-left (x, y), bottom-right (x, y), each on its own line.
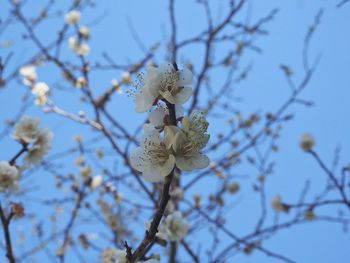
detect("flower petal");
top-left (161, 154), bottom-right (176, 176)
top-left (177, 67), bottom-right (193, 86)
top-left (174, 87), bottom-right (192, 105)
top-left (192, 154), bottom-right (209, 169)
top-left (159, 62), bottom-right (174, 75)
top-left (159, 90), bottom-right (176, 104)
top-left (140, 130), bottom-right (161, 148)
top-left (175, 105), bottom-right (184, 118)
top-left (149, 107), bottom-right (167, 127)
top-left (130, 147), bottom-right (148, 172)
top-left (142, 167), bottom-right (164, 182)
top-left (175, 156), bottom-right (194, 172)
top-left (164, 126), bottom-right (181, 149)
top-left (133, 89), bottom-right (155, 113)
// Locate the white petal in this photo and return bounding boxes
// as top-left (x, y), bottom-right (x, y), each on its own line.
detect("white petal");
top-left (149, 107), bottom-right (167, 127)
top-left (161, 154), bottom-right (175, 176)
top-left (174, 87), bottom-right (192, 105)
top-left (159, 62), bottom-right (174, 75)
top-left (175, 105), bottom-right (184, 118)
top-left (142, 167), bottom-right (164, 182)
top-left (159, 90), bottom-right (176, 104)
top-left (176, 156), bottom-right (194, 172)
top-left (181, 116), bottom-right (190, 132)
top-left (173, 131), bottom-right (187, 152)
top-left (163, 126), bottom-right (181, 149)
top-left (130, 147), bottom-right (148, 172)
top-left (146, 66), bottom-right (160, 82)
top-left (133, 89), bottom-right (155, 113)
top-left (140, 130), bottom-right (161, 147)
top-left (177, 67), bottom-right (193, 86)
top-left (192, 154), bottom-right (209, 169)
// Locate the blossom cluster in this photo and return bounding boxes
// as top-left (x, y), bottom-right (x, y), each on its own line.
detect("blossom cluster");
top-left (11, 116), bottom-right (53, 167)
top-left (0, 116), bottom-right (53, 193)
top-left (144, 211), bottom-right (189, 242)
top-left (130, 62), bottom-right (210, 182)
top-left (66, 10), bottom-right (90, 56)
top-left (19, 65), bottom-right (50, 106)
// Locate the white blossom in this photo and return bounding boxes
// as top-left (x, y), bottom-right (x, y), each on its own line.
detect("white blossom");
top-left (68, 37), bottom-right (78, 51)
top-left (133, 62), bottom-right (193, 113)
top-left (19, 65), bottom-right (37, 86)
top-left (11, 116), bottom-right (40, 144)
top-left (75, 76), bottom-right (87, 88)
top-left (78, 26), bottom-right (89, 39)
top-left (121, 72), bottom-right (131, 85)
top-left (65, 10), bottom-right (81, 25)
top-left (32, 82), bottom-right (49, 106)
top-left (68, 37), bottom-right (89, 56)
top-left (299, 133), bottom-right (315, 151)
top-left (270, 195), bottom-right (289, 214)
top-left (158, 211), bottom-right (189, 241)
top-left (130, 128), bottom-right (175, 182)
top-left (23, 126), bottom-right (53, 166)
top-left (111, 79), bottom-right (122, 94)
top-left (171, 127), bottom-right (209, 172)
top-left (0, 161), bottom-right (19, 192)
top-left (147, 105), bottom-right (184, 130)
top-left (90, 175), bottom-right (103, 190)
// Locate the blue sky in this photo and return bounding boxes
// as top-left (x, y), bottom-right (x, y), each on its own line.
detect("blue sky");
top-left (1, 0), bottom-right (350, 262)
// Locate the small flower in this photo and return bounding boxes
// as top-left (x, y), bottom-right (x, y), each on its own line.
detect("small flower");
top-left (133, 62), bottom-right (193, 113)
top-left (75, 43), bottom-right (90, 56)
top-left (11, 116), bottom-right (40, 144)
top-left (75, 76), bottom-right (87, 88)
top-left (111, 79), bottom-right (122, 94)
top-left (23, 126), bottom-right (53, 166)
top-left (68, 37), bottom-right (78, 51)
top-left (304, 210), bottom-right (317, 221)
top-left (147, 105), bottom-right (184, 130)
top-left (299, 133), bottom-right (315, 151)
top-left (0, 161), bottom-right (19, 192)
top-left (158, 211), bottom-right (189, 242)
top-left (68, 37), bottom-right (89, 56)
top-left (270, 195), bottom-right (289, 214)
top-left (121, 72), bottom-right (131, 85)
top-left (78, 26), bottom-right (89, 39)
top-left (130, 128), bottom-right (175, 182)
top-left (171, 128), bottom-right (209, 172)
top-left (19, 65), bottom-right (37, 86)
top-left (90, 175), bottom-right (103, 190)
top-left (32, 82), bottom-right (49, 106)
top-left (65, 10), bottom-right (81, 25)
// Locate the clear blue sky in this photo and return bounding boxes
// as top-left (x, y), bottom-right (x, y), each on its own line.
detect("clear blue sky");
top-left (1, 0), bottom-right (350, 262)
